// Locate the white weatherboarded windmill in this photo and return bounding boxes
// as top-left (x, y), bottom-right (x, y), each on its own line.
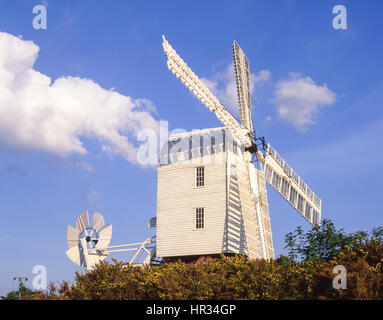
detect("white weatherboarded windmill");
top-left (156, 36), bottom-right (322, 261)
top-left (65, 36), bottom-right (322, 270)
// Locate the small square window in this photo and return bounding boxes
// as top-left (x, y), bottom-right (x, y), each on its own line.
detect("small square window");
top-left (196, 166), bottom-right (204, 187)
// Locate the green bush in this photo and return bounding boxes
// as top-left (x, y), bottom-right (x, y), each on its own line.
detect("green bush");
top-left (26, 220), bottom-right (383, 300)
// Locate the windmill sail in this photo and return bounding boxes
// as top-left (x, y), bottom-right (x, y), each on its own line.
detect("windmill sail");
top-left (160, 35), bottom-right (323, 263)
top-left (264, 144), bottom-right (322, 225)
top-left (161, 35), bottom-right (252, 148)
top-left (232, 40), bottom-right (254, 134)
top-left (67, 225), bottom-right (79, 249)
top-left (92, 212), bottom-right (105, 233)
top-left (75, 211), bottom-right (89, 232)
top-left (66, 212), bottom-right (112, 269)
top-left (248, 163), bottom-right (274, 258)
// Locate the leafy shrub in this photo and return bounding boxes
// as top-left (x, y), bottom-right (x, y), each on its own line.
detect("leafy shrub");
top-left (24, 220), bottom-right (383, 300)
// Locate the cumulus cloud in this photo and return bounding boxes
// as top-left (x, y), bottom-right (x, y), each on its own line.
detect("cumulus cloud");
top-left (201, 63), bottom-right (270, 115)
top-left (254, 69), bottom-right (271, 84)
top-left (0, 32), bottom-right (159, 166)
top-left (273, 73), bottom-right (336, 131)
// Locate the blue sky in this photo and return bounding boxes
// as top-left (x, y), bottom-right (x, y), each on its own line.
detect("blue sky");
top-left (0, 0), bottom-right (382, 294)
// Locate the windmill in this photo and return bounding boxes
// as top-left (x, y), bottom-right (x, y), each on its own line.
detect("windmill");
top-left (156, 36), bottom-right (322, 260)
top-left (65, 36), bottom-right (322, 269)
top-left (66, 211), bottom-right (158, 270)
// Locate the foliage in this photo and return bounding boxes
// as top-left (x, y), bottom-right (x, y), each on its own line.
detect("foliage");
top-left (25, 220), bottom-right (383, 300)
top-left (1, 283), bottom-right (34, 300)
top-left (284, 219), bottom-right (377, 262)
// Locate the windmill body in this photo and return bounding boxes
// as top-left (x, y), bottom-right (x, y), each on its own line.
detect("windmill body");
top-left (156, 127), bottom-right (274, 260)
top-left (157, 36), bottom-right (322, 261)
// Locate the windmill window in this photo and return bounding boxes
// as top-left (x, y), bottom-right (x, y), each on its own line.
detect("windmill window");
top-left (195, 208), bottom-right (204, 229)
top-left (196, 166), bottom-right (205, 187)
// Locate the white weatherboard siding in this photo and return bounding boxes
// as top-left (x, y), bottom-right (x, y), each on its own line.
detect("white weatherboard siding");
top-left (157, 159), bottom-right (227, 257)
top-left (156, 127), bottom-right (273, 259)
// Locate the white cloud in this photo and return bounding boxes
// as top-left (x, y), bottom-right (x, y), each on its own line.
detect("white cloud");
top-left (254, 69), bottom-right (271, 84)
top-left (201, 63), bottom-right (270, 115)
top-left (74, 160), bottom-right (94, 173)
top-left (273, 73), bottom-right (336, 131)
top-left (87, 188), bottom-right (100, 204)
top-left (0, 32), bottom-right (160, 166)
